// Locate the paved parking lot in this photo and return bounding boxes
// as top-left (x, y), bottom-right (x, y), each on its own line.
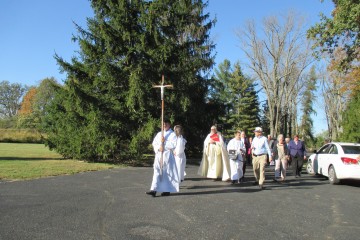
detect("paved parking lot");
top-left (1, 163), bottom-right (359, 240)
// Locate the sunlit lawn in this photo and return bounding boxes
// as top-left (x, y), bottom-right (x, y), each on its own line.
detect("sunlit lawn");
top-left (0, 143), bottom-right (121, 181)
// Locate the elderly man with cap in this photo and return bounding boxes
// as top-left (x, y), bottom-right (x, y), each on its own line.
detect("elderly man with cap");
top-left (251, 127), bottom-right (272, 190)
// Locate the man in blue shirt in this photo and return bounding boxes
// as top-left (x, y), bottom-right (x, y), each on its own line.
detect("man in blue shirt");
top-left (251, 127), bottom-right (272, 190)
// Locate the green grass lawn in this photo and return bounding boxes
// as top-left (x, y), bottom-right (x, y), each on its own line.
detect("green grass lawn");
top-left (0, 143), bottom-right (121, 181)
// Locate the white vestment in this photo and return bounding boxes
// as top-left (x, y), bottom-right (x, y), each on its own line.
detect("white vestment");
top-left (150, 129), bottom-right (179, 193)
top-left (227, 138), bottom-right (245, 180)
top-left (198, 132), bottom-right (231, 181)
top-left (174, 136), bottom-right (187, 181)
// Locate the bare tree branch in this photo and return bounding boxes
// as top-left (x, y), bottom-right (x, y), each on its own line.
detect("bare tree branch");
top-left (236, 12), bottom-right (313, 136)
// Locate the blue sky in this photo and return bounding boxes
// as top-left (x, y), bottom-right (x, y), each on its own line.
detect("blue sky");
top-left (0, 0), bottom-right (335, 134)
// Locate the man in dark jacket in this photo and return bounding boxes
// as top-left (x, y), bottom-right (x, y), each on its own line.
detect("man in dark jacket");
top-left (288, 135), bottom-right (307, 178)
top-left (240, 131), bottom-right (250, 181)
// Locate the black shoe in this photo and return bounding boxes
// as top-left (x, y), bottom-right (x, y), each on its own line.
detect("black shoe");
top-left (146, 191), bottom-right (156, 197)
top-left (253, 181), bottom-right (259, 186)
top-left (231, 180), bottom-right (236, 184)
top-left (161, 192), bottom-right (170, 196)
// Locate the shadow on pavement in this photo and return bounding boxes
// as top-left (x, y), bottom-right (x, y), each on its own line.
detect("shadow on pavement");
top-left (174, 187), bottom-right (262, 196)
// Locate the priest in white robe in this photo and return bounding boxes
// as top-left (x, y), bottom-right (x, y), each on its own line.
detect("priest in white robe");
top-left (146, 120), bottom-right (179, 197)
top-left (173, 125), bottom-right (187, 182)
top-left (198, 126), bottom-right (231, 181)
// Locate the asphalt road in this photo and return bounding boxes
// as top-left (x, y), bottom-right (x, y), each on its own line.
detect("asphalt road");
top-left (1, 162), bottom-right (359, 240)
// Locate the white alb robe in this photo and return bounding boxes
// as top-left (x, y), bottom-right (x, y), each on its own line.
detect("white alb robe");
top-left (150, 129), bottom-right (180, 193)
top-left (227, 138), bottom-right (245, 180)
top-left (198, 132), bottom-right (231, 181)
top-left (174, 136), bottom-right (187, 181)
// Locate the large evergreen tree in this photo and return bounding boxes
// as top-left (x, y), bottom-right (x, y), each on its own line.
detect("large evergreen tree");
top-left (43, 0), bottom-right (216, 161)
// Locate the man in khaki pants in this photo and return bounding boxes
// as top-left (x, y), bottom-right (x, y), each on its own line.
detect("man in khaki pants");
top-left (251, 127), bottom-right (272, 190)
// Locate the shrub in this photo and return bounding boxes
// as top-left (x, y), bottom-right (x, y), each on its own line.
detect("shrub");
top-left (0, 128), bottom-right (43, 143)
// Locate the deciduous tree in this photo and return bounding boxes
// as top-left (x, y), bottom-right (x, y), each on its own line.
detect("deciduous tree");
top-left (17, 78), bottom-right (59, 129)
top-left (0, 80), bottom-right (27, 118)
top-left (307, 0), bottom-right (360, 93)
top-left (237, 12), bottom-right (313, 137)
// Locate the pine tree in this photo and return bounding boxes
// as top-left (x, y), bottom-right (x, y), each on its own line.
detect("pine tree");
top-left (43, 0), bottom-right (216, 160)
top-left (211, 60), bottom-right (260, 138)
top-left (259, 101), bottom-right (270, 136)
top-left (299, 66), bottom-right (317, 143)
top-left (228, 62), bottom-right (260, 136)
top-left (211, 59), bottom-right (232, 133)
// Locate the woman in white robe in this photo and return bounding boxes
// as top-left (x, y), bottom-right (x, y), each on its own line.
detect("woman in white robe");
top-left (174, 125), bottom-right (187, 182)
top-left (198, 126), bottom-right (231, 181)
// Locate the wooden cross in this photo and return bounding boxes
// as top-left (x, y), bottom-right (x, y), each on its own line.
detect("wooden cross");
top-left (153, 75), bottom-right (173, 177)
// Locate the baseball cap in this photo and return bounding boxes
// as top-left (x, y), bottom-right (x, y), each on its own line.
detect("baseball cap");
top-left (254, 127), bottom-right (263, 132)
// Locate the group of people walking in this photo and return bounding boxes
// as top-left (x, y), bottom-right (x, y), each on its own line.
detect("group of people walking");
top-left (198, 126), bottom-right (307, 190)
top-left (146, 122), bottom-right (307, 196)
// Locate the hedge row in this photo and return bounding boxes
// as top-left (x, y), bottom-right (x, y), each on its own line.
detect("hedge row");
top-left (0, 129), bottom-right (43, 143)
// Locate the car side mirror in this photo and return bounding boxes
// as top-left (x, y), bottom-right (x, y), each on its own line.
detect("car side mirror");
top-left (313, 150), bottom-right (317, 153)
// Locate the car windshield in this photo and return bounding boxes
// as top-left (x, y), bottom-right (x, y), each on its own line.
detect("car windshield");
top-left (341, 145), bottom-right (360, 154)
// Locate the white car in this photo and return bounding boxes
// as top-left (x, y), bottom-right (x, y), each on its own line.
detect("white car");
top-left (306, 142), bottom-right (360, 184)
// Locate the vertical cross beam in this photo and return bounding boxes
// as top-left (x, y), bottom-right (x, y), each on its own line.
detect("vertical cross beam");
top-left (153, 75), bottom-right (173, 177)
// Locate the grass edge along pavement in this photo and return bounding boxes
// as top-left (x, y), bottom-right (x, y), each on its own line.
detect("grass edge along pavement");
top-left (0, 142), bottom-right (310, 181)
top-left (0, 143), bottom-right (122, 181)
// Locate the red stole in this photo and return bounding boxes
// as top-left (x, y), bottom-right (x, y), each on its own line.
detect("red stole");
top-left (210, 133), bottom-right (220, 142)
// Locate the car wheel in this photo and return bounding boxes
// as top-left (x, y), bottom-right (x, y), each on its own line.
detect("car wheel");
top-left (328, 165), bottom-right (340, 185)
top-left (306, 162), bottom-right (314, 175)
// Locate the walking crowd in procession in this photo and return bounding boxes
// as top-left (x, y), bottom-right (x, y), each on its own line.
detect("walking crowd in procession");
top-left (146, 121), bottom-right (307, 197)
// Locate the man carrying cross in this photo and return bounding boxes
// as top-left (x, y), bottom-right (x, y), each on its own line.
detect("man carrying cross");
top-left (146, 76), bottom-right (180, 197)
top-left (146, 119), bottom-right (179, 197)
